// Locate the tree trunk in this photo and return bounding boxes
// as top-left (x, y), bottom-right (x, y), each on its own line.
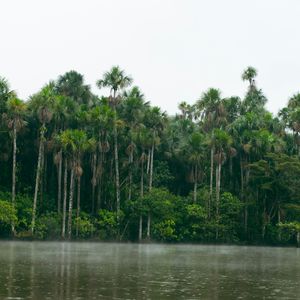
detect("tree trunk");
top-left (61, 158), bottom-right (68, 239)
top-left (215, 153), bottom-right (222, 240)
top-left (297, 231), bottom-right (300, 248)
top-left (139, 215), bottom-right (143, 242)
top-left (244, 163), bottom-right (250, 237)
top-left (128, 149), bottom-right (133, 201)
top-left (91, 153), bottom-right (97, 214)
top-left (76, 176), bottom-right (81, 238)
top-left (147, 143), bottom-right (154, 239)
top-left (193, 165), bottom-right (197, 203)
top-left (278, 201), bottom-right (281, 241)
top-left (262, 197), bottom-right (266, 240)
top-left (146, 149), bottom-right (151, 174)
top-left (229, 156), bottom-right (233, 189)
top-left (11, 123), bottom-right (17, 235)
top-left (96, 151), bottom-right (103, 211)
top-left (57, 150), bottom-right (62, 213)
top-left (67, 167), bottom-right (75, 240)
top-left (113, 110), bottom-right (120, 220)
top-left (149, 143), bottom-right (154, 189)
top-left (209, 147), bottom-right (214, 218)
top-left (240, 158), bottom-right (244, 201)
top-left (31, 125), bottom-right (45, 235)
top-left (139, 153), bottom-right (144, 241)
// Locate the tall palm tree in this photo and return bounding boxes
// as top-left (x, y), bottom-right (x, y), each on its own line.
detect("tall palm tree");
top-left (122, 86), bottom-right (148, 201)
top-left (89, 101), bottom-right (114, 212)
top-left (56, 70), bottom-right (93, 106)
top-left (213, 128), bottom-right (233, 238)
top-left (52, 95), bottom-right (75, 213)
top-left (242, 66), bottom-right (257, 90)
top-left (29, 82), bottom-right (55, 234)
top-left (96, 66), bottom-right (132, 222)
top-left (58, 129), bottom-right (91, 239)
top-left (6, 97), bottom-right (26, 234)
top-left (183, 132), bottom-right (204, 203)
top-left (135, 126), bottom-right (151, 241)
top-left (144, 106), bottom-right (166, 239)
top-left (0, 77), bottom-right (15, 114)
top-left (197, 88), bottom-right (225, 217)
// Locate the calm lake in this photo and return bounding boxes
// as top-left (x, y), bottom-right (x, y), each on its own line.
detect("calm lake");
top-left (0, 242), bottom-right (299, 299)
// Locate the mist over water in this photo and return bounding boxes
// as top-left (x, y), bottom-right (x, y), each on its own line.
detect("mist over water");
top-left (0, 242), bottom-right (299, 299)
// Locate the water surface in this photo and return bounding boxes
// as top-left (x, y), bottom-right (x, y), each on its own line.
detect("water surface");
top-left (0, 241), bottom-right (299, 299)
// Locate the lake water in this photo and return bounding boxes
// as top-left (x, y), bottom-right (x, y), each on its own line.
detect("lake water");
top-left (0, 242), bottom-right (299, 299)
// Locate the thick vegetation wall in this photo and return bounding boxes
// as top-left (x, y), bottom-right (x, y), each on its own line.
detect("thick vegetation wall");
top-left (0, 66), bottom-right (300, 246)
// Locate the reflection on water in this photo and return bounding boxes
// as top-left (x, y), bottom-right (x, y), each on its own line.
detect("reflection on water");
top-left (0, 241), bottom-right (300, 299)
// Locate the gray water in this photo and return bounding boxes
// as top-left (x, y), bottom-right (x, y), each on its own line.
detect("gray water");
top-left (0, 242), bottom-right (299, 299)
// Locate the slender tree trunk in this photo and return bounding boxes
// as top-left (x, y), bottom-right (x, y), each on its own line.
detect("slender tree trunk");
top-left (209, 147), bottom-right (214, 218)
top-left (149, 142), bottom-right (154, 189)
top-left (245, 163), bottom-right (250, 237)
top-left (62, 158), bottom-right (68, 239)
top-left (11, 123), bottom-right (17, 235)
top-left (297, 231), bottom-right (300, 248)
top-left (193, 165), bottom-right (197, 203)
top-left (113, 109), bottom-right (120, 220)
top-left (31, 125), bottom-right (45, 235)
top-left (128, 149), bottom-right (133, 201)
top-left (240, 158), bottom-right (244, 201)
top-left (97, 151), bottom-right (103, 211)
top-left (139, 154), bottom-right (144, 241)
top-left (262, 196), bottom-right (266, 240)
top-left (57, 150), bottom-right (62, 213)
top-left (146, 149), bottom-right (151, 174)
top-left (215, 153), bottom-right (222, 240)
top-left (67, 167), bottom-right (75, 240)
top-left (147, 143), bottom-right (154, 239)
top-left (76, 176), bottom-right (81, 238)
top-left (91, 153), bottom-right (97, 214)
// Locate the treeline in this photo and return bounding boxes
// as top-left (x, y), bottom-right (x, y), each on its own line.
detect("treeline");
top-left (0, 66), bottom-right (300, 246)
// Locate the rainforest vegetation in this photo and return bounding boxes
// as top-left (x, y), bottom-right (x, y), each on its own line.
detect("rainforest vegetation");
top-left (0, 66), bottom-right (300, 246)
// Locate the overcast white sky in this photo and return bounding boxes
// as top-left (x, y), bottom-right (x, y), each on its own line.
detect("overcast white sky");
top-left (1, 0), bottom-right (300, 115)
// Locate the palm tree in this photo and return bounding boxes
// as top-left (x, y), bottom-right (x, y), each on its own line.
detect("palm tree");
top-left (213, 129), bottom-right (233, 238)
top-left (75, 136), bottom-right (95, 238)
top-left (89, 101), bottom-right (114, 212)
top-left (122, 86), bottom-right (148, 201)
top-left (197, 88), bottom-right (225, 217)
top-left (184, 132), bottom-right (204, 203)
top-left (242, 66), bottom-right (257, 90)
top-left (96, 66), bottom-right (132, 222)
top-left (56, 70), bottom-right (93, 106)
top-left (52, 95), bottom-right (75, 213)
top-left (6, 97), bottom-right (26, 234)
top-left (0, 77), bottom-right (15, 114)
top-left (144, 106), bottom-right (166, 239)
top-left (29, 82), bottom-right (55, 234)
top-left (135, 126), bottom-right (151, 241)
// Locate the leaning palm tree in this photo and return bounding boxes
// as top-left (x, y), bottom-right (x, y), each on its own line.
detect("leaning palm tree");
top-left (29, 82), bottom-right (55, 234)
top-left (6, 97), bottom-right (27, 234)
top-left (96, 66), bottom-right (132, 222)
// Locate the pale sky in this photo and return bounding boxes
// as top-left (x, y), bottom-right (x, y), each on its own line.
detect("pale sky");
top-left (1, 0), bottom-right (300, 115)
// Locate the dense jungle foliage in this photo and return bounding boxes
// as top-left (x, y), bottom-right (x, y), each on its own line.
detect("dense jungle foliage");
top-left (0, 66), bottom-right (300, 246)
